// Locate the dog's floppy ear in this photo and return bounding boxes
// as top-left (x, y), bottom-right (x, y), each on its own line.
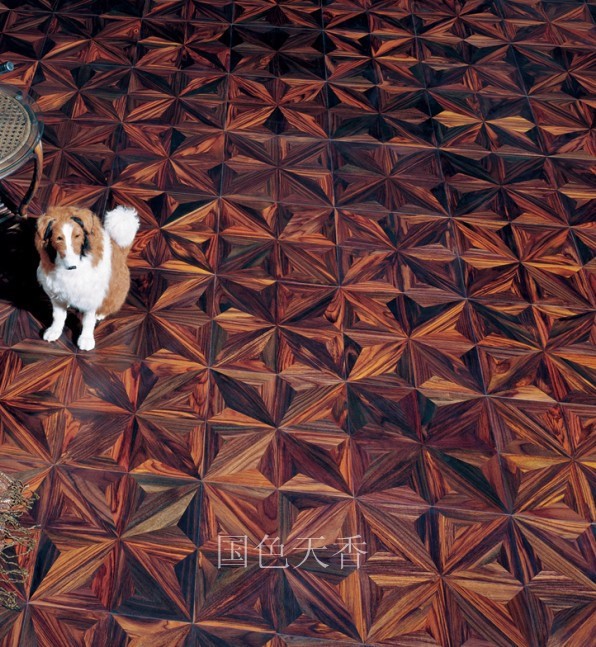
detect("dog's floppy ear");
top-left (36, 214), bottom-right (54, 241)
top-left (70, 207), bottom-right (95, 234)
top-left (35, 214), bottom-right (57, 263)
top-left (70, 216), bottom-right (91, 256)
top-left (69, 207), bottom-right (96, 257)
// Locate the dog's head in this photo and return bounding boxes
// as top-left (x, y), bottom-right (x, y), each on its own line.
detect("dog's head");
top-left (36, 207), bottom-right (99, 270)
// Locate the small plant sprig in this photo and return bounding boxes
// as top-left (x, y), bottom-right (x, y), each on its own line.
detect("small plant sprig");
top-left (0, 472), bottom-right (38, 609)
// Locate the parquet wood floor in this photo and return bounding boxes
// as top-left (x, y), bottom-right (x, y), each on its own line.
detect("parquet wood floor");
top-left (0, 1), bottom-right (594, 645)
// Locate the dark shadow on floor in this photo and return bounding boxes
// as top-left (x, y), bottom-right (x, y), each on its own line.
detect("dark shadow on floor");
top-left (0, 210), bottom-right (50, 326)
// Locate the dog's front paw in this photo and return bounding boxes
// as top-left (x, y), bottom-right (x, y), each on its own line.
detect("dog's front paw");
top-left (43, 326), bottom-right (63, 342)
top-left (77, 335), bottom-right (96, 351)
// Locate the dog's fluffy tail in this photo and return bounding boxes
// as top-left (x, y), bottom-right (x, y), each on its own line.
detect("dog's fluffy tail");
top-left (104, 206), bottom-right (139, 249)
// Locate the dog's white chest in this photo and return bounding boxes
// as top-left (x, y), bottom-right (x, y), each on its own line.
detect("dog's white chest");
top-left (37, 232), bottom-right (112, 312)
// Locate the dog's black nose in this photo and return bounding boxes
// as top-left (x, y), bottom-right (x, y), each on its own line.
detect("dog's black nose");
top-left (67, 265), bottom-right (77, 270)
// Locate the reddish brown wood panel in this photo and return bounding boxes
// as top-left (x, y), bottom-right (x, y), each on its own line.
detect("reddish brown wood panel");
top-left (0, 0), bottom-right (594, 645)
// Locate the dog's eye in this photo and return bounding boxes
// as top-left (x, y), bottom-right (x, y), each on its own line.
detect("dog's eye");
top-left (74, 233), bottom-right (81, 238)
top-left (56, 236), bottom-right (63, 241)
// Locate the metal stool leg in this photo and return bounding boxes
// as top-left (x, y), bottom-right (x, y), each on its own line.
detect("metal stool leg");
top-left (18, 141), bottom-right (43, 217)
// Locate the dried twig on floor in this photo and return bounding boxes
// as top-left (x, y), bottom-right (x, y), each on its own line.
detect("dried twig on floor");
top-left (0, 472), bottom-right (37, 609)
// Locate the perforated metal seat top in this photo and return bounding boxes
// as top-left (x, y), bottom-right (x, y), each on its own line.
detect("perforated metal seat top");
top-left (0, 90), bottom-right (32, 167)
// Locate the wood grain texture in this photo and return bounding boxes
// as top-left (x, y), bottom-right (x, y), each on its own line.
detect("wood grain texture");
top-left (0, 0), bottom-right (594, 645)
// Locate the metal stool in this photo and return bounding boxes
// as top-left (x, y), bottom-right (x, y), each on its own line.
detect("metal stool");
top-left (0, 81), bottom-right (43, 217)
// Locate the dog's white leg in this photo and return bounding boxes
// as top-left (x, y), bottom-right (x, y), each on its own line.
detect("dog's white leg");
top-left (78, 310), bottom-right (97, 351)
top-left (43, 300), bottom-right (68, 342)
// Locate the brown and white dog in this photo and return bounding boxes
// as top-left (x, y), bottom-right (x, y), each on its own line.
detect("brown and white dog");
top-left (35, 205), bottom-right (139, 350)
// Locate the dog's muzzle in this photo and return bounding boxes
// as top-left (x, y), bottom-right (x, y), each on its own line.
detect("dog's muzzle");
top-left (67, 265), bottom-right (77, 270)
